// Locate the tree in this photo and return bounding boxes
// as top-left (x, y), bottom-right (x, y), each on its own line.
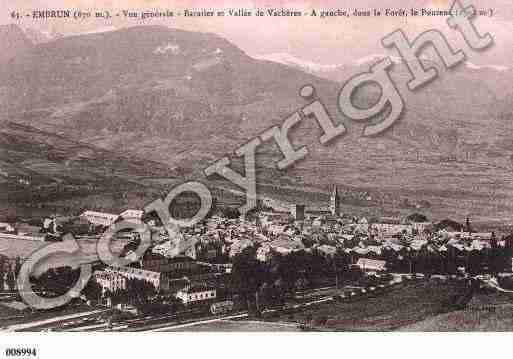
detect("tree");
top-left (488, 232), bottom-right (507, 276)
top-left (406, 213), bottom-right (428, 223)
top-left (6, 270), bottom-right (16, 292)
top-left (272, 277), bottom-right (286, 305)
top-left (83, 279), bottom-right (103, 303)
top-left (277, 255), bottom-right (299, 292)
top-left (332, 250), bottom-right (350, 288)
top-left (231, 248), bottom-right (266, 310)
top-left (255, 282), bottom-right (272, 313)
top-left (295, 277), bottom-right (309, 291)
top-left (466, 217), bottom-right (473, 234)
top-left (14, 257), bottom-right (22, 278)
top-left (446, 245), bottom-right (458, 274)
top-left (0, 268), bottom-right (4, 292)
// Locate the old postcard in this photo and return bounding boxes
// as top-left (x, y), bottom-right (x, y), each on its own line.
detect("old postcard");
top-left (1, 0), bottom-right (512, 352)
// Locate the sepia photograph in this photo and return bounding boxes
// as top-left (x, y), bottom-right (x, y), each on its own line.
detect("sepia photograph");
top-left (0, 1), bottom-right (513, 352)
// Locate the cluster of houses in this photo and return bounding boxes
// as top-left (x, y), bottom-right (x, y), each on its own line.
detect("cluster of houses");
top-left (0, 221), bottom-right (45, 241)
top-left (2, 186), bottom-right (511, 307)
top-left (80, 209), bottom-right (144, 227)
top-left (0, 209), bottom-right (146, 242)
top-left (87, 194), bottom-right (509, 307)
top-left (91, 246), bottom-right (220, 307)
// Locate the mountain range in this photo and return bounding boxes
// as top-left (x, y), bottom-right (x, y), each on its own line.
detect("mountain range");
top-left (0, 24), bottom-right (34, 63)
top-left (252, 51), bottom-right (511, 81)
top-left (1, 24), bottom-right (512, 224)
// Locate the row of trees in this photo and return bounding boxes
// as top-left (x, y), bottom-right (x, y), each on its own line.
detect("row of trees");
top-left (230, 236), bottom-right (513, 312)
top-left (0, 268), bottom-right (17, 291)
top-left (0, 256), bottom-right (22, 292)
top-left (29, 267), bottom-right (81, 297)
top-left (365, 239), bottom-right (513, 276)
top-left (230, 247), bottom-right (351, 313)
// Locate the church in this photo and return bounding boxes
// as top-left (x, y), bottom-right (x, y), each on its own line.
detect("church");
top-left (329, 186), bottom-right (341, 217)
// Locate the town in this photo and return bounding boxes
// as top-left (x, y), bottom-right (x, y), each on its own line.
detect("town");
top-left (1, 186), bottom-right (512, 331)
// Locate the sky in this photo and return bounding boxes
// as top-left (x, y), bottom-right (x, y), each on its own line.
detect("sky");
top-left (1, 0), bottom-right (511, 65)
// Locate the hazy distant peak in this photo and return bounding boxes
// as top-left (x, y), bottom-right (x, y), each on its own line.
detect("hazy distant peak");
top-left (21, 26), bottom-right (64, 44)
top-left (251, 52), bottom-right (410, 73)
top-left (353, 53), bottom-right (404, 66)
top-left (251, 52), bottom-right (345, 73)
top-left (465, 62), bottom-right (510, 72)
top-left (0, 24), bottom-right (34, 62)
top-left (80, 26), bottom-right (118, 35)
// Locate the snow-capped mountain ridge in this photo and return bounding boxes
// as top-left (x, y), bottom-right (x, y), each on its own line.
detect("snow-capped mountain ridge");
top-left (465, 62), bottom-right (510, 71)
top-left (20, 26), bottom-right (63, 44)
top-left (353, 53), bottom-right (404, 66)
top-left (251, 52), bottom-right (345, 73)
top-left (252, 51), bottom-right (511, 74)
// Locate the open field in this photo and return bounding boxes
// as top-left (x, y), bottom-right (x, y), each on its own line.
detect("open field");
top-left (165, 319), bottom-right (301, 332)
top-left (401, 291), bottom-right (513, 331)
top-left (0, 302), bottom-right (24, 319)
top-left (0, 303), bottom-right (106, 329)
top-left (0, 236), bottom-right (128, 261)
top-left (263, 280), bottom-right (472, 331)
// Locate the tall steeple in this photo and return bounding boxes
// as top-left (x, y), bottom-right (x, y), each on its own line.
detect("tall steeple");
top-left (330, 185), bottom-right (341, 216)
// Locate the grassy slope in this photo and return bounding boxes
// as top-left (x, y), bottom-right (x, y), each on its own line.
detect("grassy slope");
top-left (400, 291), bottom-right (513, 331)
top-left (266, 280), bottom-right (470, 331)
